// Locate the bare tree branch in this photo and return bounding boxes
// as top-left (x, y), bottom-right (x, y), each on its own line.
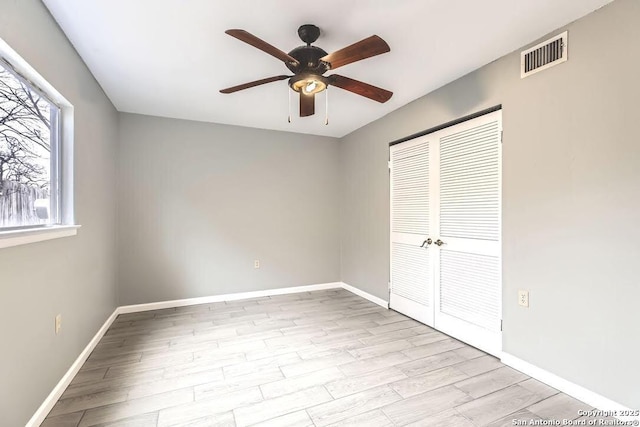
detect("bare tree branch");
top-left (0, 68), bottom-right (52, 189)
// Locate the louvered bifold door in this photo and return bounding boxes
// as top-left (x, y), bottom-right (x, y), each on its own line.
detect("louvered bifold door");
top-left (433, 110), bottom-right (503, 356)
top-left (390, 137), bottom-right (434, 326)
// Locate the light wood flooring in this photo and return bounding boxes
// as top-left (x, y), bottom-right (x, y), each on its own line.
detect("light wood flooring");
top-left (42, 289), bottom-right (594, 427)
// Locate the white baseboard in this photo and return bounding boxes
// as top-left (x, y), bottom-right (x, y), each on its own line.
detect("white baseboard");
top-left (501, 352), bottom-right (638, 422)
top-left (340, 282), bottom-right (389, 309)
top-left (117, 282), bottom-right (344, 314)
top-left (26, 309), bottom-right (119, 427)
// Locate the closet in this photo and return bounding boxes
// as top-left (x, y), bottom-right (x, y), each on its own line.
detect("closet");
top-left (389, 109), bottom-right (502, 356)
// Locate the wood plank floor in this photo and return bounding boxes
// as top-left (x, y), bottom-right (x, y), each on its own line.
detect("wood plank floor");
top-left (42, 289), bottom-right (594, 427)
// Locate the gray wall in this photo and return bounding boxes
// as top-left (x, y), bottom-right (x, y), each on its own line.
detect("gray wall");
top-left (117, 113), bottom-right (340, 305)
top-left (340, 0), bottom-right (639, 408)
top-left (0, 1), bottom-right (118, 425)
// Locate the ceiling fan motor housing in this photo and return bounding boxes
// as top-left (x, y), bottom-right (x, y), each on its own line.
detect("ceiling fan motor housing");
top-left (286, 45), bottom-right (330, 74)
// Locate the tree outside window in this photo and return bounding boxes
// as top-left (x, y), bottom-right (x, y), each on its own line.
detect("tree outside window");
top-left (0, 63), bottom-right (59, 228)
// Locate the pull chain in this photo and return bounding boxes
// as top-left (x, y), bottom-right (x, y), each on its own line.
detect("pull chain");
top-left (325, 87), bottom-right (329, 125)
top-left (287, 87), bottom-right (291, 123)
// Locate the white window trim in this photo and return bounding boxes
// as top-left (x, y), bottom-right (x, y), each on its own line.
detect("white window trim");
top-left (0, 37), bottom-right (78, 246)
top-left (0, 225), bottom-right (80, 249)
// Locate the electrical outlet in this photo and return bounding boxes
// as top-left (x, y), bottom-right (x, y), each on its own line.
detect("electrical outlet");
top-left (55, 314), bottom-right (62, 334)
top-left (254, 260), bottom-right (260, 269)
top-left (518, 290), bottom-right (529, 308)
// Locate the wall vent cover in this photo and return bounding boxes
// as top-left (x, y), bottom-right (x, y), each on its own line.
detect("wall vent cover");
top-left (521, 31), bottom-right (568, 78)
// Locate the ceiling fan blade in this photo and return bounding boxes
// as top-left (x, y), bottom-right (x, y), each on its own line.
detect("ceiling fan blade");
top-left (320, 35), bottom-right (390, 70)
top-left (300, 92), bottom-right (315, 117)
top-left (220, 75), bottom-right (290, 94)
top-left (225, 29), bottom-right (300, 66)
top-left (329, 75), bottom-right (392, 103)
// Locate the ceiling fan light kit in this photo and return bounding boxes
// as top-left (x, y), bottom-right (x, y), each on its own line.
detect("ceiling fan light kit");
top-left (289, 74), bottom-right (328, 95)
top-left (220, 24), bottom-right (392, 122)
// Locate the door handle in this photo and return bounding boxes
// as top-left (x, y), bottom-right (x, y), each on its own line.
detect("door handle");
top-left (420, 238), bottom-right (433, 248)
top-left (434, 239), bottom-right (445, 247)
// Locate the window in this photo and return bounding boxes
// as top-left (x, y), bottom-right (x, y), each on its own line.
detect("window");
top-left (0, 60), bottom-right (60, 230)
top-left (0, 38), bottom-right (76, 248)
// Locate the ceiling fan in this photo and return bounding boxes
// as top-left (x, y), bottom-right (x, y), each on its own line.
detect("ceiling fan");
top-left (220, 24), bottom-right (393, 118)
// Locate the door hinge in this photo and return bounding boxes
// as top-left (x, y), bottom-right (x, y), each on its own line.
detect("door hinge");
top-left (387, 160), bottom-right (392, 170)
top-left (500, 319), bottom-right (503, 331)
top-left (500, 131), bottom-right (503, 144)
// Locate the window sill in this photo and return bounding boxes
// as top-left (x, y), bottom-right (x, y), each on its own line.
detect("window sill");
top-left (0, 225), bottom-right (81, 249)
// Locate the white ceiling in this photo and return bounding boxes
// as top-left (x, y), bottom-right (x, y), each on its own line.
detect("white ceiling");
top-left (43, 0), bottom-right (611, 138)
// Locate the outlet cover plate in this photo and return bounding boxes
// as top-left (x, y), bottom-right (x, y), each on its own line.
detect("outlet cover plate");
top-left (55, 314), bottom-right (62, 334)
top-left (518, 290), bottom-right (529, 308)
